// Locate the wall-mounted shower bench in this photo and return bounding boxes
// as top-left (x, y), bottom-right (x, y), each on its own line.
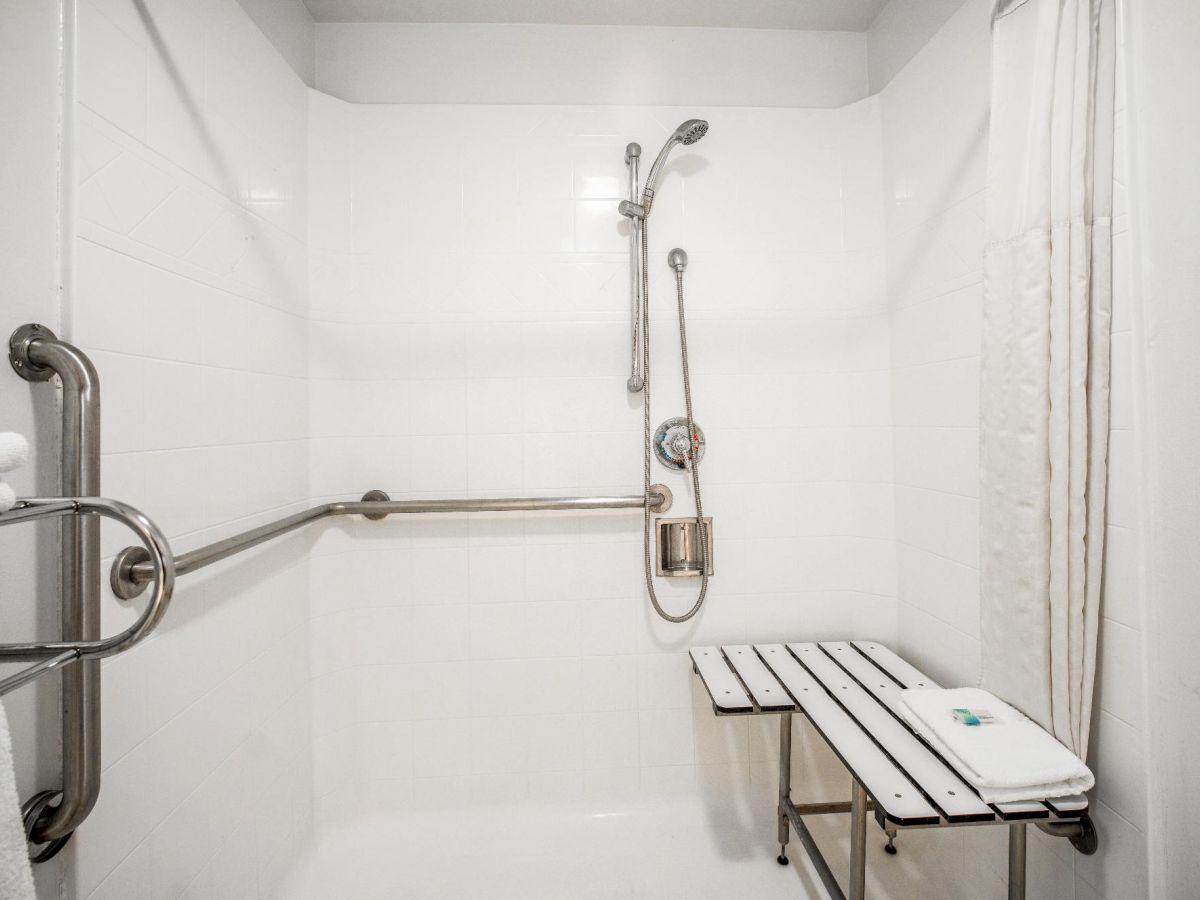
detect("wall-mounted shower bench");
top-left (689, 641), bottom-right (1097, 900)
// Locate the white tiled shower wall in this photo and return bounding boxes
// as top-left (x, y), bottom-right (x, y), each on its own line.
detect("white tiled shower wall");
top-left (304, 95), bottom-right (897, 820)
top-left (62, 1), bottom-right (313, 897)
top-left (1121, 0), bottom-right (1200, 893)
top-left (882, 2), bottom-right (1149, 899)
top-left (6, 0), bottom-right (1153, 898)
top-left (0, 2), bottom-right (69, 897)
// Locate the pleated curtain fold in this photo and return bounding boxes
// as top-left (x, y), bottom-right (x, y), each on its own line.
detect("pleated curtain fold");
top-left (979, 0), bottom-right (1116, 759)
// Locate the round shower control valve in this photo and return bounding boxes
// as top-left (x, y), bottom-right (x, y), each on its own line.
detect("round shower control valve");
top-left (653, 417), bottom-right (705, 470)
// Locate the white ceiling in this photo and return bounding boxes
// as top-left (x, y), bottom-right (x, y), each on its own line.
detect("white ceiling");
top-left (302, 0), bottom-right (891, 31)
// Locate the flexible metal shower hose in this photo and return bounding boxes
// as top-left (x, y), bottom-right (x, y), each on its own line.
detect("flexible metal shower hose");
top-left (639, 217), bottom-right (709, 623)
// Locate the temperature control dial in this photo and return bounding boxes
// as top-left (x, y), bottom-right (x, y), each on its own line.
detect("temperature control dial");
top-left (653, 417), bottom-right (706, 470)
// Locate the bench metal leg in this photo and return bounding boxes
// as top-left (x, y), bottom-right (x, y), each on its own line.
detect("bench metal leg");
top-left (777, 712), bottom-right (792, 864)
top-left (1008, 823), bottom-right (1027, 900)
top-left (785, 801), bottom-right (849, 900)
top-left (848, 780), bottom-right (868, 900)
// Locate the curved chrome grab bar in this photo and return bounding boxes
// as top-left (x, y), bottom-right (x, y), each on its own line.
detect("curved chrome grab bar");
top-left (0, 497), bottom-right (175, 682)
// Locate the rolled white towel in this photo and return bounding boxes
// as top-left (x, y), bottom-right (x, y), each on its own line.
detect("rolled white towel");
top-left (0, 434), bottom-right (28, 474)
top-left (899, 687), bottom-right (1094, 804)
top-left (0, 482), bottom-right (14, 514)
top-left (0, 703), bottom-right (36, 899)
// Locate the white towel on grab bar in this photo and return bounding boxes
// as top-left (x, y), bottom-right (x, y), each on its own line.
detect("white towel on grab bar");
top-left (898, 687), bottom-right (1094, 804)
top-left (0, 433), bottom-right (28, 513)
top-left (0, 434), bottom-right (28, 474)
top-left (0, 703), bottom-right (36, 900)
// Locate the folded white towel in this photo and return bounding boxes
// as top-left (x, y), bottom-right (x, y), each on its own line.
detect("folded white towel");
top-left (0, 434), bottom-right (27, 474)
top-left (899, 687), bottom-right (1094, 804)
top-left (0, 482), bottom-right (14, 514)
top-left (0, 703), bottom-right (36, 900)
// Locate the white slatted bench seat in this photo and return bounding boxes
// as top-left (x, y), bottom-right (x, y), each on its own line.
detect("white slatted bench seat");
top-left (689, 642), bottom-right (1097, 900)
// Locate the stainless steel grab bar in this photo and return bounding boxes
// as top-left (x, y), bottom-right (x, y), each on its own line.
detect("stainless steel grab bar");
top-left (8, 324), bottom-right (103, 846)
top-left (0, 651), bottom-right (80, 698)
top-left (0, 495), bottom-right (174, 859)
top-left (111, 487), bottom-right (674, 599)
top-left (0, 497), bottom-right (175, 666)
top-left (5, 322), bottom-right (673, 861)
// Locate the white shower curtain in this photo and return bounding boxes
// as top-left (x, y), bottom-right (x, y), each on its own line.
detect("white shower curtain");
top-left (979, 0), bottom-right (1115, 759)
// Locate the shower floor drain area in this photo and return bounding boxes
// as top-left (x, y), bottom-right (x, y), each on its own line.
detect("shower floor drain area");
top-left (271, 796), bottom-right (866, 899)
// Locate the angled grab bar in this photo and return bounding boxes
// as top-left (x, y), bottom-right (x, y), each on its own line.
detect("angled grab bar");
top-left (0, 650), bottom-right (80, 699)
top-left (110, 487), bottom-right (674, 599)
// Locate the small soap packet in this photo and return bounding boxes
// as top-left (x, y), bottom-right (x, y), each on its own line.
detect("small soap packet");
top-left (951, 708), bottom-right (995, 726)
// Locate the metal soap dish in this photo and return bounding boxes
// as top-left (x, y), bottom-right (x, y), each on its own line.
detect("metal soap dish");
top-left (656, 517), bottom-right (714, 577)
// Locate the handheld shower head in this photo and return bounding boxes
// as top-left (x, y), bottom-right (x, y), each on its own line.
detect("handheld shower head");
top-left (675, 119), bottom-right (709, 145)
top-left (642, 119), bottom-right (709, 210)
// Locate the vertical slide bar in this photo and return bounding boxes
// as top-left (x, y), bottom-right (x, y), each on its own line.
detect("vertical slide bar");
top-left (625, 142), bottom-right (643, 392)
top-left (1008, 823), bottom-right (1027, 900)
top-left (25, 334), bottom-right (102, 842)
top-left (778, 712), bottom-right (792, 861)
top-left (849, 780), bottom-right (868, 900)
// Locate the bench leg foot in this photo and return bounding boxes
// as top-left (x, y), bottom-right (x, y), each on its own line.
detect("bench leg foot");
top-left (884, 827), bottom-right (898, 855)
top-left (1008, 823), bottom-right (1027, 900)
top-left (777, 712), bottom-right (792, 865)
top-left (848, 780), bottom-right (868, 900)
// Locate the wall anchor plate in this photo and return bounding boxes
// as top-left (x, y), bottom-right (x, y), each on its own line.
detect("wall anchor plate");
top-left (8, 323), bottom-right (57, 382)
top-left (653, 417), bottom-right (705, 470)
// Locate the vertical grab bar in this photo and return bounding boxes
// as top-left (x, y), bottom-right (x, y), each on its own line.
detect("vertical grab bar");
top-left (625, 142), bottom-right (644, 393)
top-left (8, 324), bottom-right (101, 844)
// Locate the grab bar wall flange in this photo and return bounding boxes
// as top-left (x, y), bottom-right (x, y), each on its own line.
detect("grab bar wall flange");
top-left (112, 486), bottom-right (673, 599)
top-left (8, 323), bottom-right (57, 382)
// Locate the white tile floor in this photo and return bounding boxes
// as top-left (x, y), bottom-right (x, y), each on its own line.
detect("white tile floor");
top-left (272, 796), bottom-right (824, 900)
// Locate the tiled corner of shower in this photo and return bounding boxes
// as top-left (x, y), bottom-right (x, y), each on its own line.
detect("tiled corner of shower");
top-left (67, 1), bottom-right (314, 897)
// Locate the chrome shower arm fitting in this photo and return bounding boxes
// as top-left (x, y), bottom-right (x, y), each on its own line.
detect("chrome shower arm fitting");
top-left (668, 248), bottom-right (688, 272)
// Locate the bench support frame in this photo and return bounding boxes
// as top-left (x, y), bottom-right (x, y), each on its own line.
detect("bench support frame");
top-left (778, 710), bottom-right (876, 900)
top-left (775, 712), bottom-right (1032, 900)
